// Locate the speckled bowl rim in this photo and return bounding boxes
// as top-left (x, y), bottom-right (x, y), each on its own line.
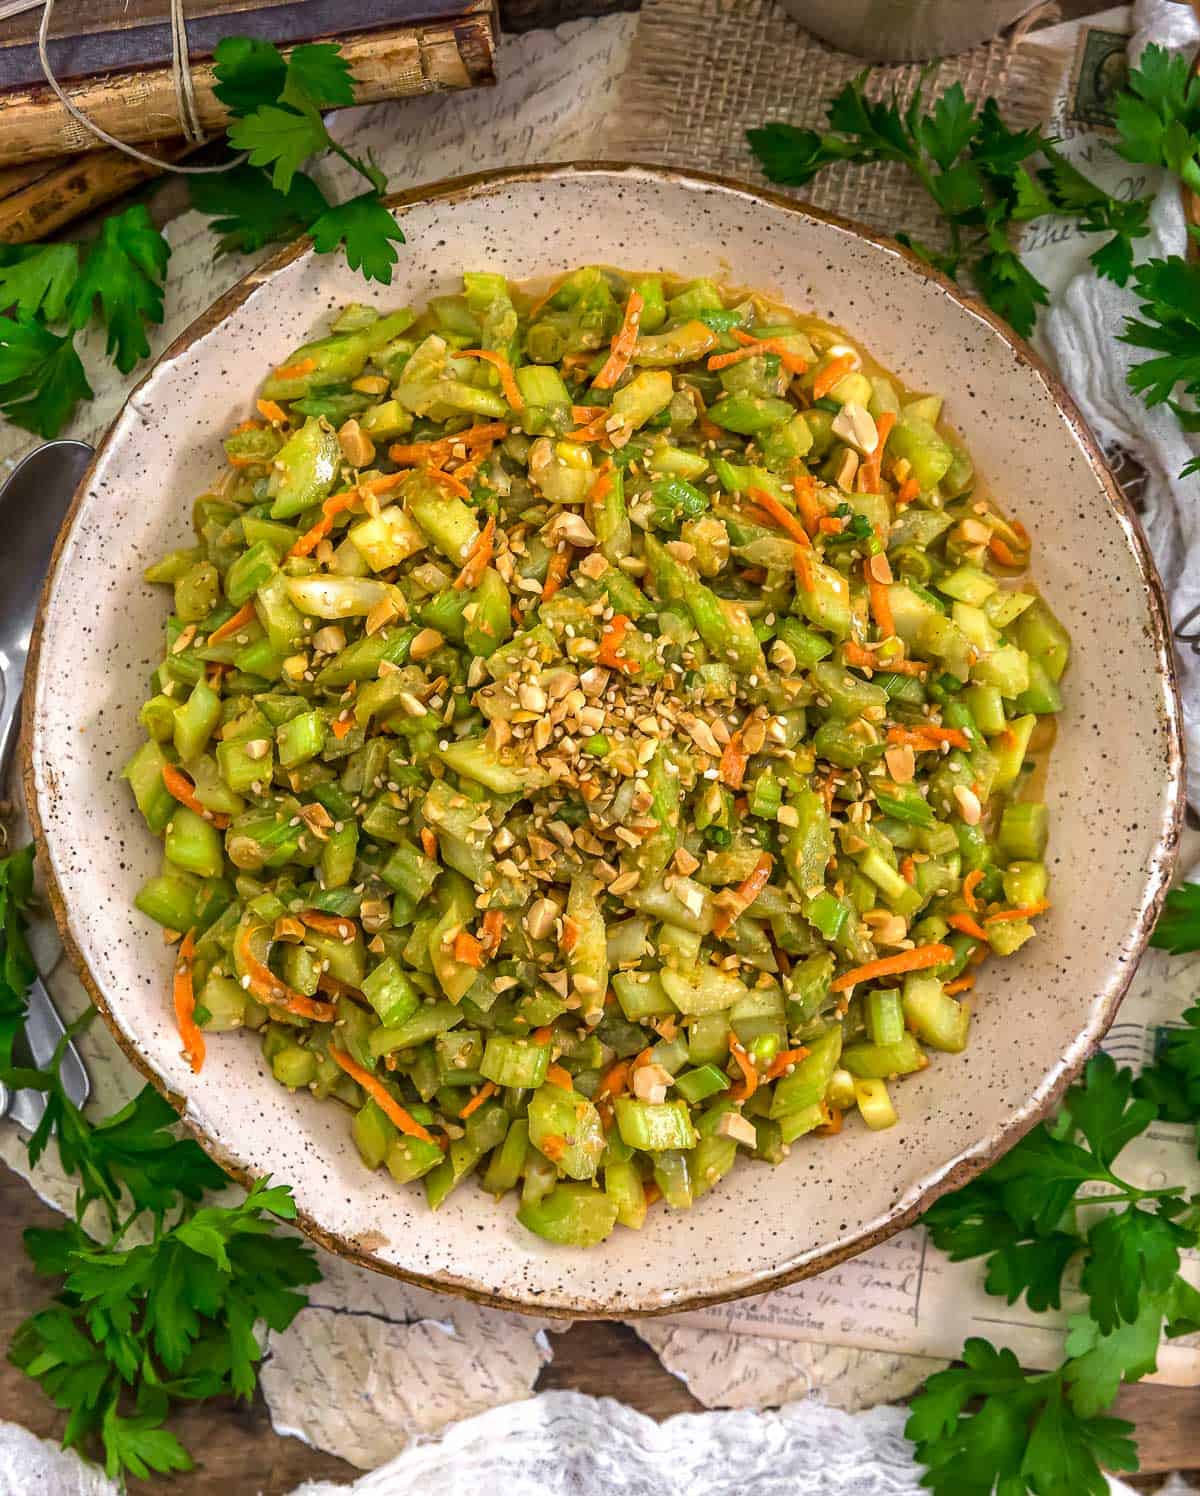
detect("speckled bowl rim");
top-left (24, 160), bottom-right (1185, 1319)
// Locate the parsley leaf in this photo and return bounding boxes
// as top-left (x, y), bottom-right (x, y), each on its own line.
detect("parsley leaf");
top-left (1115, 42), bottom-right (1200, 197)
top-left (0, 317), bottom-right (92, 437)
top-left (226, 104), bottom-right (329, 197)
top-left (0, 244), bottom-right (79, 321)
top-left (744, 123), bottom-right (865, 187)
top-left (1062, 1051), bottom-right (1156, 1167)
top-left (1147, 881), bottom-right (1200, 954)
top-left (100, 1408), bottom-right (192, 1483)
top-left (67, 204), bottom-right (170, 374)
top-left (11, 1171), bottom-right (318, 1480)
top-left (907, 1340), bottom-right (1138, 1496)
top-left (281, 42), bottom-right (357, 111)
top-left (37, 1081), bottom-right (227, 1227)
top-left (211, 36), bottom-right (287, 119)
top-left (311, 192), bottom-right (406, 284)
top-left (1081, 1207), bottom-right (1189, 1333)
top-left (1134, 1000), bottom-right (1200, 1125)
top-left (915, 82), bottom-right (977, 171)
top-left (189, 165), bottom-right (329, 256)
top-left (1064, 1294), bottom-right (1172, 1417)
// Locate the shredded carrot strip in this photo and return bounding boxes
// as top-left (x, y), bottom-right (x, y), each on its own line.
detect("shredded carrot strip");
top-left (816, 1106), bottom-right (843, 1136)
top-left (867, 562), bottom-right (895, 640)
top-left (811, 353), bottom-right (857, 401)
top-left (719, 732), bottom-right (748, 791)
top-left (428, 467), bottom-right (471, 499)
top-left (900, 855), bottom-right (916, 885)
top-left (746, 485), bottom-right (809, 546)
top-left (886, 725), bottom-right (971, 752)
top-left (985, 900), bottom-right (1049, 925)
top-left (859, 410), bottom-right (897, 493)
top-left (597, 1059), bottom-right (631, 1099)
top-left (230, 419), bottom-right (263, 435)
top-left (237, 925), bottom-right (336, 1020)
top-left (597, 613), bottom-right (639, 674)
top-left (541, 547), bottom-right (571, 602)
top-left (328, 1046), bottom-right (437, 1142)
top-left (961, 869), bottom-right (984, 912)
top-left (713, 852), bottom-right (774, 937)
top-left (727, 1033), bottom-right (758, 1102)
top-left (207, 601), bottom-right (256, 645)
top-left (818, 516), bottom-right (845, 534)
top-left (458, 1081), bottom-right (499, 1119)
top-left (256, 398), bottom-right (288, 425)
top-left (173, 930), bottom-right (205, 1075)
top-left (707, 334), bottom-right (807, 376)
top-left (162, 765), bottom-right (230, 830)
top-left (330, 715), bottom-right (355, 740)
top-left (289, 473), bottom-right (410, 559)
top-left (945, 975), bottom-right (976, 996)
top-left (453, 931), bottom-right (485, 968)
top-left (831, 943), bottom-right (954, 993)
top-left (388, 423), bottom-right (508, 468)
top-left (459, 349), bottom-right (524, 410)
top-left (732, 327), bottom-right (809, 374)
top-left (842, 642), bottom-right (926, 676)
top-left (790, 469), bottom-right (823, 536)
top-left (545, 1063), bottom-right (574, 1090)
top-left (587, 459), bottom-right (614, 507)
top-left (698, 413), bottom-right (724, 443)
top-left (764, 1046), bottom-right (809, 1082)
top-left (454, 515), bottom-right (495, 591)
top-left (273, 356), bottom-right (318, 381)
top-left (896, 477), bottom-right (920, 507)
top-left (481, 909), bottom-right (506, 952)
top-left (947, 912), bottom-right (989, 941)
top-left (989, 535), bottom-right (1022, 567)
top-left (531, 1026), bottom-right (556, 1046)
top-left (420, 827), bottom-right (438, 860)
top-left (592, 289), bottom-right (644, 390)
top-left (300, 910), bottom-right (357, 943)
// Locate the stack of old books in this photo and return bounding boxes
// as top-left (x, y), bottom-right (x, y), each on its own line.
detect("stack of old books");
top-left (0, 0), bottom-right (499, 241)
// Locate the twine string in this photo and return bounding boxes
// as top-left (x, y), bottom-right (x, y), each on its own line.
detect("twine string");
top-left (37, 0), bottom-right (246, 174)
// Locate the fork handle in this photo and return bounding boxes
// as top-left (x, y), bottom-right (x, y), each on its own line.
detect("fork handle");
top-left (7, 975), bottom-right (90, 1132)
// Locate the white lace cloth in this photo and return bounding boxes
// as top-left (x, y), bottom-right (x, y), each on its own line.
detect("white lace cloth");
top-left (0, 1393), bottom-right (1173, 1495)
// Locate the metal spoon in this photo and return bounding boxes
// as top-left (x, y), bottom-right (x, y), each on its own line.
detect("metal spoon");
top-left (0, 440), bottom-right (93, 1129)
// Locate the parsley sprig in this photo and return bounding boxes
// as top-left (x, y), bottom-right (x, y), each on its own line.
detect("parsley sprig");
top-left (192, 37), bottom-right (404, 281)
top-left (0, 846), bottom-right (320, 1481)
top-left (0, 36), bottom-right (404, 440)
top-left (749, 45), bottom-right (1200, 472)
top-left (906, 886), bottom-right (1200, 1494)
top-left (747, 71), bottom-right (1150, 337)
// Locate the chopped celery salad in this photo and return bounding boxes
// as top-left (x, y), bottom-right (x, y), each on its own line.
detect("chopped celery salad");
top-left (125, 267), bottom-right (1067, 1248)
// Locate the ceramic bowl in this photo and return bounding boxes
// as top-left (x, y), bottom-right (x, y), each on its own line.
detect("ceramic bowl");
top-left (26, 163), bottom-right (1183, 1317)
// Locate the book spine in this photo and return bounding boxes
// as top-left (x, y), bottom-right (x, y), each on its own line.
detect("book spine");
top-left (0, 9), bottom-right (498, 167)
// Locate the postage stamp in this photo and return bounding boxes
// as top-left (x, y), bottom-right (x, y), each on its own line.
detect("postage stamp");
top-left (1068, 25), bottom-right (1130, 127)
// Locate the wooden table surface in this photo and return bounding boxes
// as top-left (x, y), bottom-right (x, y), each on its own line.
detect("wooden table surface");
top-left (4, 0), bottom-right (1197, 1488)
